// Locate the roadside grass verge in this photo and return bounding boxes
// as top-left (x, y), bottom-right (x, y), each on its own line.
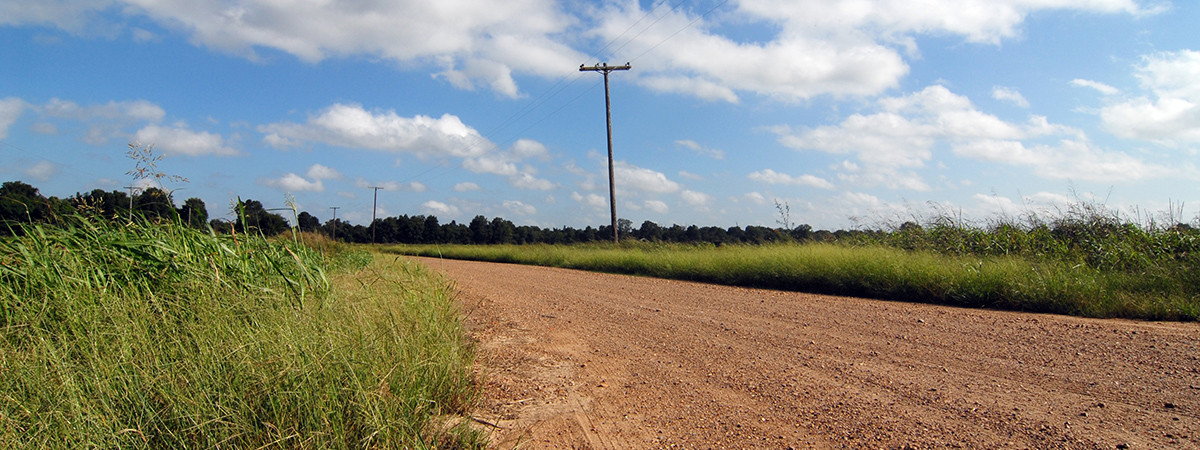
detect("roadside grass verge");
top-left (386, 241), bottom-right (1197, 321)
top-left (0, 218), bottom-right (480, 448)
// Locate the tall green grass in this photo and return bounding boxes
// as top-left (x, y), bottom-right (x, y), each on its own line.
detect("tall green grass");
top-left (0, 217), bottom-right (480, 448)
top-left (387, 241), bottom-right (1198, 321)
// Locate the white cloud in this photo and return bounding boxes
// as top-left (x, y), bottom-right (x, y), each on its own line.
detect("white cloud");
top-left (594, 2), bottom-right (907, 102)
top-left (260, 103), bottom-right (492, 158)
top-left (1071, 78), bottom-right (1119, 95)
top-left (572, 191), bottom-right (608, 208)
top-left (0, 97), bottom-right (26, 140)
top-left (743, 192), bottom-right (768, 205)
top-left (27, 0), bottom-right (586, 98)
top-left (1101, 50), bottom-right (1200, 145)
top-left (680, 190), bottom-right (711, 207)
top-left (24, 160), bottom-right (57, 181)
top-left (422, 200), bottom-right (461, 217)
top-left (134, 123), bottom-right (238, 156)
top-left (992, 86), bottom-right (1029, 107)
top-left (31, 122), bottom-right (57, 135)
top-left (954, 138), bottom-right (1169, 182)
top-left (644, 200), bottom-right (669, 214)
top-left (5, 1), bottom-right (1154, 103)
top-left (353, 177), bottom-right (427, 193)
top-left (23, 97), bottom-right (166, 145)
top-left (512, 172), bottom-right (555, 190)
top-left (512, 138), bottom-right (549, 160)
top-left (591, 0), bottom-right (1148, 102)
top-left (503, 200), bottom-right (536, 216)
top-left (674, 139), bottom-right (724, 159)
top-left (41, 98), bottom-right (165, 122)
top-left (453, 182), bottom-right (482, 192)
top-left (777, 84), bottom-right (1162, 187)
top-left (614, 161), bottom-right (680, 193)
top-left (747, 169), bottom-right (835, 189)
top-left (306, 164), bottom-right (341, 180)
top-left (464, 154), bottom-right (518, 175)
top-left (266, 173), bottom-right (323, 192)
top-left (678, 170), bottom-right (704, 181)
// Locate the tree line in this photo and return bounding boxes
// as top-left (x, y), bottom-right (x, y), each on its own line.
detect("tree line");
top-left (2, 180), bottom-right (854, 244)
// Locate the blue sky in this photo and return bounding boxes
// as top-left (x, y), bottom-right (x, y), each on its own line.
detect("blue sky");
top-left (2, 0), bottom-right (1197, 230)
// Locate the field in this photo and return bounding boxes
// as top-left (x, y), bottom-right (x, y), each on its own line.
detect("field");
top-left (386, 218), bottom-right (1200, 321)
top-left (0, 218), bottom-right (481, 448)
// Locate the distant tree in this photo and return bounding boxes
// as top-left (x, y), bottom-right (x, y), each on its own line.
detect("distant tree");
top-left (635, 220), bottom-right (662, 241)
top-left (179, 197), bottom-right (208, 228)
top-left (791, 224), bottom-right (813, 241)
top-left (469, 215), bottom-right (490, 244)
top-left (134, 187), bottom-right (177, 222)
top-left (617, 218), bottom-right (633, 237)
top-left (0, 180), bottom-right (50, 232)
top-left (422, 215), bottom-right (441, 243)
top-left (490, 217), bottom-right (515, 244)
top-left (235, 199), bottom-right (289, 236)
top-left (209, 219), bottom-right (233, 234)
top-left (296, 211), bottom-right (320, 232)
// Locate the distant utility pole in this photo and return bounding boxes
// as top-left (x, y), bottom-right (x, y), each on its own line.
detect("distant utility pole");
top-left (580, 61), bottom-right (631, 244)
top-left (329, 206), bottom-right (340, 241)
top-left (369, 186), bottom-right (383, 244)
top-left (124, 185), bottom-right (137, 223)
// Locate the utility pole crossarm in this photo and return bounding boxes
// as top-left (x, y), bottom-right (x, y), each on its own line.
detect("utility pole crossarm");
top-left (580, 62), bottom-right (632, 73)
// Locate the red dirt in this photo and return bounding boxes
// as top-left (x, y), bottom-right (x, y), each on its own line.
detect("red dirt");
top-left (415, 256), bottom-right (1200, 449)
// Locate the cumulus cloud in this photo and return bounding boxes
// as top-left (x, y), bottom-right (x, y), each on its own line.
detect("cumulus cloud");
top-left (0, 97), bottom-right (26, 140)
top-left (263, 163), bottom-right (342, 192)
top-left (674, 139), bottom-right (724, 159)
top-left (265, 172), bottom-right (323, 192)
top-left (590, 0), bottom-right (1149, 102)
top-left (3, 1), bottom-right (1155, 103)
top-left (614, 161), bottom-right (680, 193)
top-left (41, 97), bottom-right (165, 122)
top-left (461, 138), bottom-right (555, 189)
top-left (747, 169), bottom-right (834, 189)
top-left (776, 84), bottom-right (1165, 187)
top-left (503, 200), bottom-right (536, 216)
top-left (422, 200), bottom-right (461, 217)
top-left (463, 154), bottom-right (518, 176)
top-left (512, 172), bottom-right (555, 190)
top-left (992, 86), bottom-right (1029, 107)
top-left (453, 182), bottom-right (481, 192)
top-left (1100, 50), bottom-right (1200, 145)
top-left (352, 177), bottom-right (426, 192)
top-left (572, 191), bottom-right (608, 208)
top-left (134, 123), bottom-right (238, 156)
top-left (24, 160), bottom-right (57, 181)
top-left (261, 103), bottom-right (492, 158)
top-left (305, 163), bottom-right (341, 180)
top-left (21, 97), bottom-right (168, 145)
top-left (512, 138), bottom-right (550, 160)
top-left (680, 189), bottom-right (711, 207)
top-left (643, 200), bottom-right (669, 214)
top-left (11, 0), bottom-right (585, 98)
top-left (1071, 78), bottom-right (1119, 95)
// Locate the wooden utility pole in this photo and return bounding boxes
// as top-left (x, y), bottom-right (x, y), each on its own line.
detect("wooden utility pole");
top-left (124, 185), bottom-right (137, 223)
top-left (369, 186), bottom-right (383, 244)
top-left (329, 206), bottom-right (340, 241)
top-left (580, 62), bottom-right (631, 243)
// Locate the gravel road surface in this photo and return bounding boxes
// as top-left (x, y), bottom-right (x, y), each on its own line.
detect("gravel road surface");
top-left (415, 256), bottom-right (1199, 449)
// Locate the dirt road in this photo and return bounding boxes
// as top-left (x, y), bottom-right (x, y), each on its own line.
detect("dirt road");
top-left (414, 256), bottom-right (1200, 449)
